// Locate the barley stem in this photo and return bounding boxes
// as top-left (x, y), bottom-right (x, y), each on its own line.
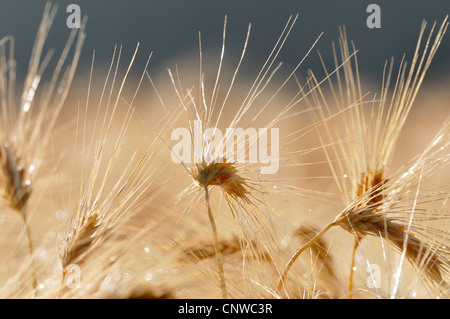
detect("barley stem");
top-left (58, 269), bottom-right (67, 299)
top-left (204, 186), bottom-right (227, 299)
top-left (21, 214), bottom-right (37, 294)
top-left (278, 222), bottom-right (335, 294)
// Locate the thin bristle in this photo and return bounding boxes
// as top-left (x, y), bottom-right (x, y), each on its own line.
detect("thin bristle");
top-left (0, 143), bottom-right (31, 212)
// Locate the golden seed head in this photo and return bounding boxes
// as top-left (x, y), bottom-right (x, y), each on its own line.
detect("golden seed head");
top-left (0, 143), bottom-right (32, 213)
top-left (61, 214), bottom-right (100, 268)
top-left (356, 170), bottom-right (385, 205)
top-left (193, 159), bottom-right (249, 201)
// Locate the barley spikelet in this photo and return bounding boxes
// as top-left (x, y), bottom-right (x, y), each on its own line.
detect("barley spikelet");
top-left (335, 208), bottom-right (447, 288)
top-left (58, 43), bottom-right (160, 296)
top-left (0, 143), bottom-right (31, 212)
top-left (279, 17), bottom-right (449, 296)
top-left (0, 2), bottom-right (85, 216)
top-left (193, 160), bottom-right (250, 203)
top-left (0, 2), bottom-right (85, 295)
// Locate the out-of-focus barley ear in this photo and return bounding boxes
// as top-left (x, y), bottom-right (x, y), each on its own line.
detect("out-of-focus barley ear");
top-left (0, 2), bottom-right (85, 295)
top-left (279, 114), bottom-right (450, 296)
top-left (282, 16), bottom-right (448, 297)
top-left (56, 42), bottom-right (163, 297)
top-left (181, 235), bottom-right (242, 262)
top-left (112, 285), bottom-right (175, 299)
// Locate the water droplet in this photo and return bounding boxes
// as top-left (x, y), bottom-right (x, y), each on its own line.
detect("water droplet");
top-left (23, 102), bottom-right (31, 113)
top-left (55, 210), bottom-right (67, 220)
top-left (281, 236), bottom-right (290, 248)
top-left (23, 76), bottom-right (41, 112)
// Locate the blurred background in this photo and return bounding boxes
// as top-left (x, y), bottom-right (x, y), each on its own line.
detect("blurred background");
top-left (2, 0), bottom-right (449, 168)
top-left (1, 0), bottom-right (450, 81)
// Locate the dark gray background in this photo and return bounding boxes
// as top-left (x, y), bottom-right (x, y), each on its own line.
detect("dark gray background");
top-left (1, 0), bottom-right (450, 85)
